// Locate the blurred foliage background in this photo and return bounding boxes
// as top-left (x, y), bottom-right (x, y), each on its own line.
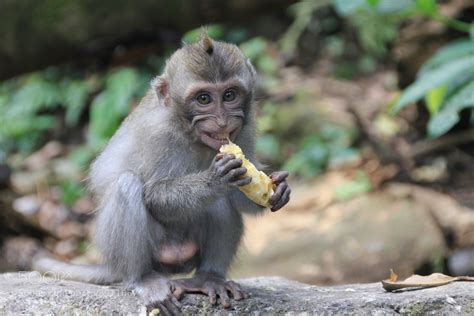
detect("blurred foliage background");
top-left (1, 0), bottom-right (473, 284)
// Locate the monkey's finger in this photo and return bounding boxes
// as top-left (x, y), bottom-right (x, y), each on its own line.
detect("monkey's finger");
top-left (268, 181), bottom-right (288, 206)
top-left (218, 287), bottom-right (231, 308)
top-left (270, 171), bottom-right (289, 184)
top-left (218, 159), bottom-right (242, 176)
top-left (272, 186), bottom-right (291, 212)
top-left (272, 186), bottom-right (291, 211)
top-left (226, 167), bottom-right (247, 180)
top-left (214, 154), bottom-right (235, 168)
top-left (215, 154), bottom-right (235, 166)
top-left (230, 176), bottom-right (252, 187)
top-left (208, 288), bottom-right (217, 305)
top-left (214, 153), bottom-right (225, 161)
top-left (214, 154), bottom-right (234, 170)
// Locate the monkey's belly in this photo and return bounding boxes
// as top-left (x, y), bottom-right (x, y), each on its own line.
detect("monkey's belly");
top-left (156, 241), bottom-right (199, 265)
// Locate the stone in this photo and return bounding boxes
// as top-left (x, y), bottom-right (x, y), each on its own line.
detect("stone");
top-left (0, 272), bottom-right (473, 314)
top-left (236, 185), bottom-right (447, 284)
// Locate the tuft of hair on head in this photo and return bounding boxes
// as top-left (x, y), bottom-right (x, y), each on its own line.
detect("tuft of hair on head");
top-left (199, 28), bottom-right (214, 55)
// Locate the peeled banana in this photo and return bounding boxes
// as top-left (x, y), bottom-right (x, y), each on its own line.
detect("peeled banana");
top-left (219, 141), bottom-right (274, 207)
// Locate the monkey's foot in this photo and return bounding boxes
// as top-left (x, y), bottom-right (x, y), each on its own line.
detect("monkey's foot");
top-left (172, 273), bottom-right (248, 308)
top-left (134, 275), bottom-right (181, 315)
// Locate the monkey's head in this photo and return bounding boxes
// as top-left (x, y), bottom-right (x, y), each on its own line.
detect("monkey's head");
top-left (153, 31), bottom-right (257, 151)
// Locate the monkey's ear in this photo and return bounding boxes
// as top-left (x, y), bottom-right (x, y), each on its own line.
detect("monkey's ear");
top-left (151, 76), bottom-right (171, 106)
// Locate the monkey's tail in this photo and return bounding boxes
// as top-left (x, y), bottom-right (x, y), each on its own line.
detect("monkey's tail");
top-left (32, 254), bottom-right (121, 285)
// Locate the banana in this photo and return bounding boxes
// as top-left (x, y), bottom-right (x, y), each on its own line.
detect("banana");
top-left (219, 141), bottom-right (274, 207)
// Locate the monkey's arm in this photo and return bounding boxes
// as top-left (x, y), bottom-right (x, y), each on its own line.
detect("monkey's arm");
top-left (143, 171), bottom-right (219, 222)
top-left (143, 154), bottom-right (248, 222)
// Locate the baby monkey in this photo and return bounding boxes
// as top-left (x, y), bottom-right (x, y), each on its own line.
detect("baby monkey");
top-left (34, 31), bottom-right (291, 314)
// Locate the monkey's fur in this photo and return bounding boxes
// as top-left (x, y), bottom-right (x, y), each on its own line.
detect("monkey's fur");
top-left (34, 31), bottom-right (291, 313)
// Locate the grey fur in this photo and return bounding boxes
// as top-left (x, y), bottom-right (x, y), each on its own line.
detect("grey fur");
top-left (33, 35), bottom-right (271, 310)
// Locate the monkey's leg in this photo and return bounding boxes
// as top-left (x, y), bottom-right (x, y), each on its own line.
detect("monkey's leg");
top-left (172, 200), bottom-right (248, 308)
top-left (95, 171), bottom-right (180, 314)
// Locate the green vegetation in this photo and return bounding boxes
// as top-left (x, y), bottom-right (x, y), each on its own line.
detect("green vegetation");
top-left (0, 68), bottom-right (153, 162)
top-left (0, 0), bottom-right (472, 181)
top-left (393, 40), bottom-right (474, 137)
top-left (333, 0), bottom-right (474, 137)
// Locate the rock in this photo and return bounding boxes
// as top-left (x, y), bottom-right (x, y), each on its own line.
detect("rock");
top-left (0, 273), bottom-right (473, 314)
top-left (449, 248), bottom-right (474, 276)
top-left (236, 183), bottom-right (447, 284)
top-left (12, 195), bottom-right (40, 217)
top-left (25, 141), bottom-right (64, 171)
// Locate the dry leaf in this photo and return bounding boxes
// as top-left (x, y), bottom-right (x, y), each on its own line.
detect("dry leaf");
top-left (382, 271), bottom-right (474, 292)
top-left (389, 269), bottom-right (398, 282)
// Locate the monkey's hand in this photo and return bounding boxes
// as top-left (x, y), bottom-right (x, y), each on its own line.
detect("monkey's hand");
top-left (268, 171), bottom-right (291, 212)
top-left (172, 273), bottom-right (248, 309)
top-left (209, 153), bottom-right (252, 187)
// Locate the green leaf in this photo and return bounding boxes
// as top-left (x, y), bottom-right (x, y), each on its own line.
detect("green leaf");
top-left (415, 0), bottom-right (437, 16)
top-left (332, 0), bottom-right (366, 16)
top-left (335, 171), bottom-right (372, 201)
top-left (88, 68), bottom-right (145, 149)
top-left (256, 134), bottom-right (280, 161)
top-left (428, 80), bottom-right (474, 137)
top-left (88, 92), bottom-right (118, 149)
top-left (470, 23), bottom-right (474, 41)
top-left (393, 56), bottom-right (474, 113)
top-left (366, 0), bottom-right (380, 7)
top-left (283, 138), bottom-right (330, 178)
top-left (240, 37), bottom-right (267, 62)
top-left (257, 56), bottom-right (279, 76)
top-left (333, 0), bottom-right (413, 15)
top-left (106, 68), bottom-right (140, 116)
top-left (329, 147), bottom-right (360, 167)
top-left (420, 40), bottom-right (474, 74)
top-left (60, 180), bottom-right (85, 206)
top-left (425, 85), bottom-right (448, 114)
top-left (61, 80), bottom-right (89, 126)
top-left (350, 10), bottom-right (399, 57)
top-left (376, 0), bottom-right (413, 13)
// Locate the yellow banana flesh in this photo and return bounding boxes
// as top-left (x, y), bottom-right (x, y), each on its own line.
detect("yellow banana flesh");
top-left (219, 142), bottom-right (274, 207)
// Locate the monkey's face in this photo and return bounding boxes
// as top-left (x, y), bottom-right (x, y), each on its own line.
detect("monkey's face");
top-left (185, 80), bottom-right (248, 150)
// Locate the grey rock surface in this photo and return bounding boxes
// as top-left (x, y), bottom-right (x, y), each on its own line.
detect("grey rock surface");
top-left (0, 272), bottom-right (473, 315)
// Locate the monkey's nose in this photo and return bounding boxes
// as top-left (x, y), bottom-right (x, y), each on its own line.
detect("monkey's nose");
top-left (216, 117), bottom-right (227, 128)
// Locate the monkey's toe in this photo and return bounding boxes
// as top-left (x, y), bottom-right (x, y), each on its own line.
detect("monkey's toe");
top-left (146, 295), bottom-right (181, 316)
top-left (225, 280), bottom-right (249, 301)
top-left (172, 276), bottom-right (249, 309)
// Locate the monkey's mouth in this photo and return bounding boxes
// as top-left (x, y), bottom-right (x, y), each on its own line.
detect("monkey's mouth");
top-left (205, 133), bottom-right (231, 147)
top-left (201, 130), bottom-right (239, 150)
top-left (209, 133), bottom-right (229, 141)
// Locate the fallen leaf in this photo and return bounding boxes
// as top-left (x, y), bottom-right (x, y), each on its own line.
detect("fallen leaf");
top-left (382, 271), bottom-right (474, 292)
top-left (389, 269), bottom-right (398, 282)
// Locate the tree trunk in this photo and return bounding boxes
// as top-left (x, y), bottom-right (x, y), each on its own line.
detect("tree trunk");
top-left (0, 0), bottom-right (296, 79)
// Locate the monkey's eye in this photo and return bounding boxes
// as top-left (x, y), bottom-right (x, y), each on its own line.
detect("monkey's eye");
top-left (223, 90), bottom-right (237, 102)
top-left (196, 93), bottom-right (212, 105)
